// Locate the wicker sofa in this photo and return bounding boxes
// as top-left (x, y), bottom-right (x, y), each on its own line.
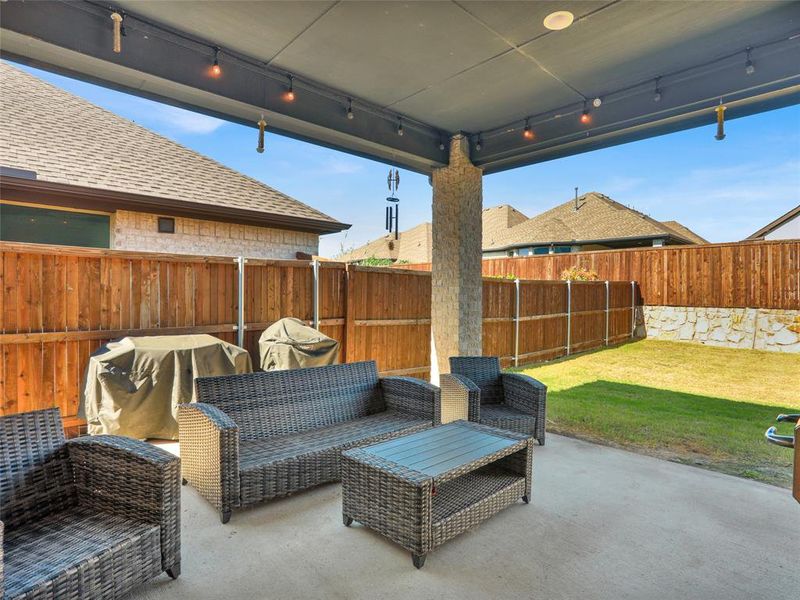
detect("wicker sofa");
top-left (444, 356), bottom-right (547, 445)
top-left (179, 360), bottom-right (440, 523)
top-left (0, 408), bottom-right (180, 600)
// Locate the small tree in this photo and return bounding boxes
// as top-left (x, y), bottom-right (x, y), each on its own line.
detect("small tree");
top-left (560, 265), bottom-right (599, 281)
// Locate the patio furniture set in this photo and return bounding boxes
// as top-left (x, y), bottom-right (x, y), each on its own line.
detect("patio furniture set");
top-left (0, 356), bottom-right (546, 598)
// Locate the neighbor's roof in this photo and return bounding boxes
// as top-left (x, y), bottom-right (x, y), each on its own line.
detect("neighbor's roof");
top-left (338, 222), bottom-right (432, 263)
top-left (486, 192), bottom-right (707, 250)
top-left (339, 205), bottom-right (526, 262)
top-left (745, 204), bottom-right (800, 240)
top-left (0, 62), bottom-right (346, 234)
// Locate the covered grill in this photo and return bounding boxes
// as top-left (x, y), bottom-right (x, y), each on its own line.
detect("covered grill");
top-left (258, 317), bottom-right (340, 371)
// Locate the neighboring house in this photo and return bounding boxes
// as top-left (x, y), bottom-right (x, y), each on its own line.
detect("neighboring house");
top-left (0, 62), bottom-right (347, 259)
top-left (338, 204), bottom-right (527, 263)
top-left (745, 204), bottom-right (800, 241)
top-left (483, 192), bottom-right (707, 258)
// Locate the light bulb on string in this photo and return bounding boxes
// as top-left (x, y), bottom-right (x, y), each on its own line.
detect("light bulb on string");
top-left (522, 118), bottom-right (534, 140)
top-left (346, 98), bottom-right (354, 120)
top-left (282, 75), bottom-right (295, 102)
top-left (745, 47), bottom-right (755, 75)
top-left (210, 47), bottom-right (221, 77)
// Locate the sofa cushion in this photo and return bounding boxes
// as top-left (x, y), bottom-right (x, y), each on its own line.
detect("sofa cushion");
top-left (4, 507), bottom-right (162, 599)
top-left (480, 404), bottom-right (537, 432)
top-left (237, 412), bottom-right (429, 505)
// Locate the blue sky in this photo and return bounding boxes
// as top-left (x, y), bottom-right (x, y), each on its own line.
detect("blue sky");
top-left (10, 61), bottom-right (800, 257)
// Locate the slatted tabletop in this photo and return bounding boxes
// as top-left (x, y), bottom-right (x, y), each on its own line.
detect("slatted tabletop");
top-left (358, 421), bottom-right (519, 478)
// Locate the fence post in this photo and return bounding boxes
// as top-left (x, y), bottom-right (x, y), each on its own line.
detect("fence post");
top-left (311, 259), bottom-right (320, 329)
top-left (343, 265), bottom-right (356, 363)
top-left (605, 280), bottom-right (610, 346)
top-left (566, 279), bottom-right (572, 356)
top-left (630, 280), bottom-right (635, 338)
top-left (514, 278), bottom-right (520, 367)
top-left (235, 256), bottom-right (246, 348)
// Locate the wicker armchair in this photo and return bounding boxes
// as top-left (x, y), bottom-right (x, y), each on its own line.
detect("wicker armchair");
top-left (179, 360), bottom-right (440, 524)
top-left (443, 356), bottom-right (547, 445)
top-left (0, 408), bottom-right (181, 600)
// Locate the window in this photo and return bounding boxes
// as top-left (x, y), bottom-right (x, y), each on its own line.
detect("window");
top-left (158, 217), bottom-right (176, 233)
top-left (553, 246), bottom-right (572, 254)
top-left (0, 203), bottom-right (110, 248)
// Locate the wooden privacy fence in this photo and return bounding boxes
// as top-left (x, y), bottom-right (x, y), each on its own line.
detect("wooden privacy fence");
top-left (0, 242), bottom-right (639, 427)
top-left (402, 240), bottom-right (800, 309)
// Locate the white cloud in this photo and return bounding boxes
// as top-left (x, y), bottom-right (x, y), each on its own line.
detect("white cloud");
top-left (149, 105), bottom-right (226, 134)
top-left (317, 157), bottom-right (364, 175)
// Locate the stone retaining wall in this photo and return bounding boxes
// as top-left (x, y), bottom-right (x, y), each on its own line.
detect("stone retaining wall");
top-left (643, 306), bottom-right (800, 352)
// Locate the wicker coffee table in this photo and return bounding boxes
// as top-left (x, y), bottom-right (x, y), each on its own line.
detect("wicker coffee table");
top-left (341, 420), bottom-right (532, 568)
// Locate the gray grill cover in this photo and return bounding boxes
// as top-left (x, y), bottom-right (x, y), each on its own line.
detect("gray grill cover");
top-left (80, 334), bottom-right (252, 440)
top-left (259, 317), bottom-right (340, 371)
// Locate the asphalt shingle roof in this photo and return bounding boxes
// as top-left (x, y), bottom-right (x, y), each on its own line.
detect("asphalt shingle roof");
top-left (486, 192), bottom-right (707, 250)
top-left (0, 62), bottom-right (344, 231)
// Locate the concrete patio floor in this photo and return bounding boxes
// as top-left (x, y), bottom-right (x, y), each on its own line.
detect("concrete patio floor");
top-left (133, 434), bottom-right (799, 600)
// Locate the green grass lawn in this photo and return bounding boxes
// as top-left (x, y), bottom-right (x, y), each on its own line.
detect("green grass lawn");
top-left (514, 340), bottom-right (799, 488)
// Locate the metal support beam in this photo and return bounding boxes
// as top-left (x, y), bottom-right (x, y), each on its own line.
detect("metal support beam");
top-left (605, 280), bottom-right (610, 346)
top-left (311, 259), bottom-right (320, 329)
top-left (514, 278), bottom-right (520, 367)
top-left (236, 256), bottom-right (246, 348)
top-left (566, 280), bottom-right (572, 356)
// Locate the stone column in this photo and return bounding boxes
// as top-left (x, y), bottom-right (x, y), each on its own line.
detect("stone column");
top-left (430, 134), bottom-right (483, 382)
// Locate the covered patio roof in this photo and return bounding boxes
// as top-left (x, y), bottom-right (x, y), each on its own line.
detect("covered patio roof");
top-left (2, 1), bottom-right (799, 174)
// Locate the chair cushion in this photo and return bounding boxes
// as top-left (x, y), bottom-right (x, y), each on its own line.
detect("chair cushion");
top-left (237, 412), bottom-right (430, 505)
top-left (4, 507), bottom-right (161, 599)
top-left (479, 404), bottom-right (538, 435)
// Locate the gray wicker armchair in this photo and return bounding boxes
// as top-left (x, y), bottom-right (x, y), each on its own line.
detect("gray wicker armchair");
top-left (0, 408), bottom-right (181, 600)
top-left (179, 360), bottom-right (440, 523)
top-left (444, 356), bottom-right (547, 445)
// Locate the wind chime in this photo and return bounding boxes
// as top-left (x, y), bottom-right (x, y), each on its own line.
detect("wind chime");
top-left (385, 169), bottom-right (400, 240)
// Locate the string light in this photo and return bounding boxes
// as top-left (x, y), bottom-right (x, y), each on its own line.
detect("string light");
top-left (439, 138), bottom-right (446, 151)
top-left (653, 77), bottom-right (662, 102)
top-left (475, 134), bottom-right (483, 152)
top-left (210, 47), bottom-right (221, 77)
top-left (580, 101), bottom-right (591, 124)
top-left (346, 98), bottom-right (354, 120)
top-left (282, 75), bottom-right (295, 102)
top-left (745, 47), bottom-right (755, 75)
top-left (592, 97), bottom-right (602, 108)
top-left (522, 118), bottom-right (534, 140)
top-left (397, 118), bottom-right (404, 136)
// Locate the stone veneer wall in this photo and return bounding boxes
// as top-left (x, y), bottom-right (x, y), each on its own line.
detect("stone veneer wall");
top-left (111, 210), bottom-right (318, 259)
top-left (643, 306), bottom-right (800, 352)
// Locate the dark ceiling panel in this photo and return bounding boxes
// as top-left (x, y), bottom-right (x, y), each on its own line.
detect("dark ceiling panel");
top-left (525, 1), bottom-right (799, 97)
top-left (457, 0), bottom-right (611, 47)
top-left (391, 51), bottom-right (583, 133)
top-left (270, 1), bottom-right (510, 107)
top-left (116, 0), bottom-right (336, 62)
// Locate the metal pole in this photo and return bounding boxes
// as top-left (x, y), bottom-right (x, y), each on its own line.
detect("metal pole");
top-left (630, 280), bottom-right (635, 338)
top-left (312, 259), bottom-right (320, 329)
top-left (235, 256), bottom-right (246, 348)
top-left (605, 280), bottom-right (610, 346)
top-left (514, 278), bottom-right (520, 367)
top-left (566, 279), bottom-right (572, 355)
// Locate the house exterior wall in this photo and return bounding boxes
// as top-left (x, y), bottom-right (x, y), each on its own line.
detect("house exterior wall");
top-left (112, 210), bottom-right (318, 259)
top-left (764, 213), bottom-right (800, 240)
top-left (643, 305), bottom-right (800, 353)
